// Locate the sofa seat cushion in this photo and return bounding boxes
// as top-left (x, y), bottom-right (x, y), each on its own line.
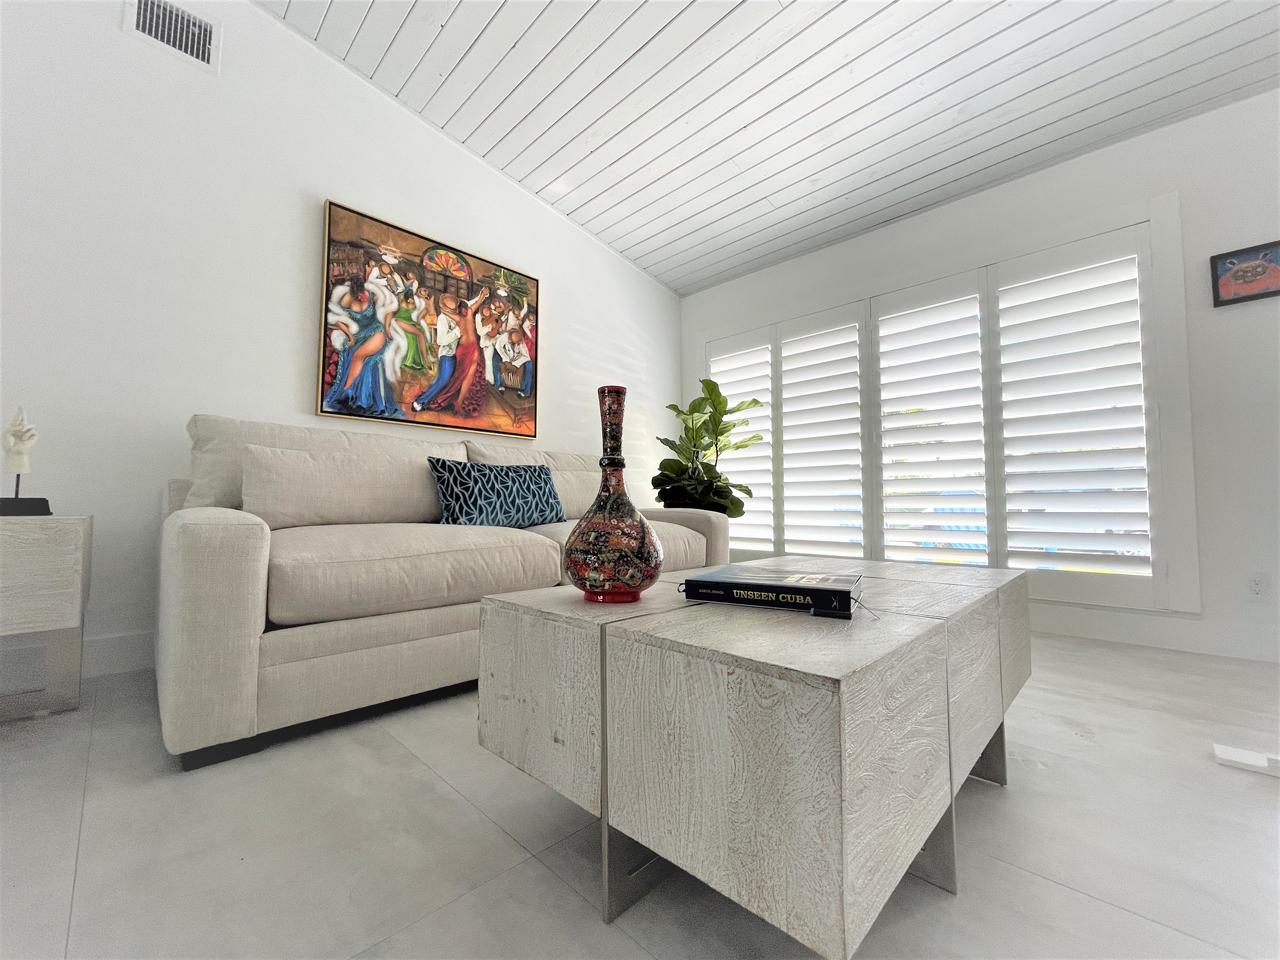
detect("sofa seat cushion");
top-left (267, 524), bottom-right (561, 626)
top-left (526, 520), bottom-right (707, 584)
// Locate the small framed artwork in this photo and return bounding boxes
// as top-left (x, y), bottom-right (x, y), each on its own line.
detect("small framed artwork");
top-left (318, 201), bottom-right (539, 438)
top-left (1209, 240), bottom-right (1280, 308)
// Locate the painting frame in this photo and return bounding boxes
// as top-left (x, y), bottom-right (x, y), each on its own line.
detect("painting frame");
top-left (1209, 239), bottom-right (1280, 308)
top-left (316, 200), bottom-right (540, 439)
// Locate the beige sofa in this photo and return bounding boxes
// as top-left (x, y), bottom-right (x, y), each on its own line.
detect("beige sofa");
top-left (157, 415), bottom-right (728, 762)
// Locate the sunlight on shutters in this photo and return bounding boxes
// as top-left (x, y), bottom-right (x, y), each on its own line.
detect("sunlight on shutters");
top-left (709, 345), bottom-right (774, 553)
top-left (999, 257), bottom-right (1151, 576)
top-left (878, 296), bottom-right (987, 565)
top-left (781, 324), bottom-right (862, 557)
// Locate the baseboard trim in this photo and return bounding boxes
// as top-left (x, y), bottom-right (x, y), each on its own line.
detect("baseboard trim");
top-left (1028, 603), bottom-right (1277, 664)
top-left (82, 631), bottom-right (154, 678)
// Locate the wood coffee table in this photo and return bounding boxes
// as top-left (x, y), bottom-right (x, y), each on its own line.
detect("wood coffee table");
top-left (478, 558), bottom-right (1030, 959)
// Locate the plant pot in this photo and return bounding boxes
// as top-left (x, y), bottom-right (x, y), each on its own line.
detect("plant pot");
top-left (658, 490), bottom-right (730, 514)
top-left (563, 386), bottom-right (663, 602)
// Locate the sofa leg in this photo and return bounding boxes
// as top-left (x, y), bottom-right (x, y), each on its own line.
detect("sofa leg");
top-left (180, 736), bottom-right (266, 771)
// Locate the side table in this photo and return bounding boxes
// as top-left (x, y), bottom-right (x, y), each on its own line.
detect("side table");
top-left (0, 516), bottom-right (92, 720)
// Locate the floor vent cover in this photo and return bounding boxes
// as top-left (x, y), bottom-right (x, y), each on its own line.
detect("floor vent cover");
top-left (125, 0), bottom-right (221, 74)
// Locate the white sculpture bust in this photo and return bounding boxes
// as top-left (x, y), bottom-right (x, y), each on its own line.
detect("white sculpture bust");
top-left (3, 406), bottom-right (38, 476)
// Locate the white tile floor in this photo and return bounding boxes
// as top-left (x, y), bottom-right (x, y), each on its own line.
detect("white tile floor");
top-left (2, 635), bottom-right (1276, 960)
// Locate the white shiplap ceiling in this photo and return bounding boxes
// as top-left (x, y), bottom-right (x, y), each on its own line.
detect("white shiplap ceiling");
top-left (257, 0), bottom-right (1280, 294)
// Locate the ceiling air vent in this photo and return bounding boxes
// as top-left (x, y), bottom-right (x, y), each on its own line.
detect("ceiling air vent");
top-left (123, 0), bottom-right (222, 75)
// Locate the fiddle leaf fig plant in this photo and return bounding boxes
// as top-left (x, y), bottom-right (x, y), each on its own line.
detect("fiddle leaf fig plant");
top-left (651, 378), bottom-right (764, 519)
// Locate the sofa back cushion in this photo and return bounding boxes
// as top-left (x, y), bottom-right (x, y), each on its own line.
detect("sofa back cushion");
top-left (242, 445), bottom-right (442, 530)
top-left (464, 441), bottom-right (599, 520)
top-left (184, 415), bottom-right (465, 519)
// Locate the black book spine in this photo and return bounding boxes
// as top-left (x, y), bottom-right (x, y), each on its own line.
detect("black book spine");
top-left (683, 579), bottom-right (852, 620)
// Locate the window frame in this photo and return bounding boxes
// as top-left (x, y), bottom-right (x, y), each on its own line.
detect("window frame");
top-left (700, 197), bottom-right (1199, 615)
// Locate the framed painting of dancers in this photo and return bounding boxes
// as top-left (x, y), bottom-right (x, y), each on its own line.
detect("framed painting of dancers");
top-left (317, 201), bottom-right (539, 438)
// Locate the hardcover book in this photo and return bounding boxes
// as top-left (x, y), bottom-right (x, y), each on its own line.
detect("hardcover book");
top-left (680, 564), bottom-right (862, 620)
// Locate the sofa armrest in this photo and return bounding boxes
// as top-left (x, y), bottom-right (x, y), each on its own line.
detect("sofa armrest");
top-left (155, 507), bottom-right (269, 755)
top-left (641, 508), bottom-right (729, 566)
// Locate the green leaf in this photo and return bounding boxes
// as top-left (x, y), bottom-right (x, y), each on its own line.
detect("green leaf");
top-left (660, 458), bottom-right (687, 474)
top-left (675, 411), bottom-right (710, 431)
top-left (723, 433), bottom-right (763, 451)
top-left (699, 379), bottom-right (728, 415)
top-left (659, 436), bottom-right (697, 463)
top-left (658, 436), bottom-right (683, 455)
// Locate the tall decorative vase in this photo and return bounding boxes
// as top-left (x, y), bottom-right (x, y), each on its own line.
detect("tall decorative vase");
top-left (563, 385), bottom-right (663, 603)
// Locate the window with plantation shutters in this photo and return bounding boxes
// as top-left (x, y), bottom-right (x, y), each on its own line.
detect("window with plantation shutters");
top-left (780, 324), bottom-right (862, 557)
top-left (998, 256), bottom-right (1151, 575)
top-left (708, 345), bottom-right (774, 553)
top-left (700, 214), bottom-right (1199, 614)
top-left (877, 295), bottom-right (987, 565)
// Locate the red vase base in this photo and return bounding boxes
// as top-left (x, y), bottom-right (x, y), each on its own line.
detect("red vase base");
top-left (582, 589), bottom-right (641, 604)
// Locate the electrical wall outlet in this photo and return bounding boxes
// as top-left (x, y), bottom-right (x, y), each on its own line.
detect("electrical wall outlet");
top-left (1246, 572), bottom-right (1273, 603)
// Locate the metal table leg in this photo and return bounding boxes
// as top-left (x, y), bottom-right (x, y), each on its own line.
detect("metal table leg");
top-left (907, 801), bottom-right (958, 894)
top-left (970, 722), bottom-right (1008, 787)
top-left (601, 820), bottom-right (672, 922)
top-left (599, 628), bottom-right (672, 922)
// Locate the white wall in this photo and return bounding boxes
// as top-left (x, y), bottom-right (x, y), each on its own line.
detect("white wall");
top-left (0, 0), bottom-right (681, 674)
top-left (681, 91), bottom-right (1280, 663)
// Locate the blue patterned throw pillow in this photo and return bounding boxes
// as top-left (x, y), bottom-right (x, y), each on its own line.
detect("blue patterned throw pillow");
top-left (428, 458), bottom-right (566, 528)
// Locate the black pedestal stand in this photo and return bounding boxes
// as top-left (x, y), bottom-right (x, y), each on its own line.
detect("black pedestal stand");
top-left (0, 474), bottom-right (51, 516)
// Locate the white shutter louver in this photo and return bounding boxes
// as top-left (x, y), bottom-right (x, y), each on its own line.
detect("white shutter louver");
top-left (998, 257), bottom-right (1151, 575)
top-left (708, 345), bottom-right (774, 553)
top-left (781, 324), bottom-right (862, 557)
top-left (878, 296), bottom-right (988, 565)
